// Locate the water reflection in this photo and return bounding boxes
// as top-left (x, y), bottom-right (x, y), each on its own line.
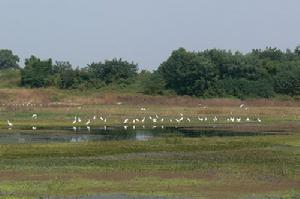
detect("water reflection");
top-left (0, 127), bottom-right (274, 144)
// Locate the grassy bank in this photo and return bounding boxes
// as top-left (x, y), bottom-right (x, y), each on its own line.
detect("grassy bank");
top-left (0, 80), bottom-right (299, 198)
top-left (0, 103), bottom-right (299, 130)
top-left (0, 134), bottom-right (299, 198)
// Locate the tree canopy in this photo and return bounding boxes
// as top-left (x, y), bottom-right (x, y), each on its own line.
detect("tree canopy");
top-left (158, 47), bottom-right (300, 98)
top-left (0, 49), bottom-right (20, 70)
top-left (21, 56), bottom-right (53, 88)
top-left (1, 46), bottom-right (300, 99)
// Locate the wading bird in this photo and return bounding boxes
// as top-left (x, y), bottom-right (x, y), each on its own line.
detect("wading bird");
top-left (257, 118), bottom-right (262, 123)
top-left (213, 116), bottom-right (218, 123)
top-left (86, 119), bottom-right (91, 125)
top-left (7, 120), bottom-right (13, 127)
top-left (72, 116), bottom-right (77, 124)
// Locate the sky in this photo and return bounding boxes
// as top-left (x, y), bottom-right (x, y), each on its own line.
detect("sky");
top-left (0, 0), bottom-right (300, 70)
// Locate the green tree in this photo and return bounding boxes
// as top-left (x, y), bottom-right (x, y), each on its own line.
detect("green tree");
top-left (158, 48), bottom-right (218, 96)
top-left (88, 58), bottom-right (138, 85)
top-left (274, 67), bottom-right (300, 96)
top-left (21, 56), bottom-right (53, 88)
top-left (0, 49), bottom-right (20, 70)
top-left (141, 71), bottom-right (166, 95)
top-left (52, 61), bottom-right (75, 89)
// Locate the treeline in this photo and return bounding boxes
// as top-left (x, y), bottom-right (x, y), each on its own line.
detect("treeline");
top-left (158, 47), bottom-right (300, 98)
top-left (0, 47), bottom-right (300, 98)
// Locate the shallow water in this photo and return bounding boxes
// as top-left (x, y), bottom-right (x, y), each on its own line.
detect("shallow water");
top-left (0, 127), bottom-right (273, 144)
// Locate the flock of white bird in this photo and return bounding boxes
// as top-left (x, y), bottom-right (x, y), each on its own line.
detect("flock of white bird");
top-left (5, 104), bottom-right (262, 131)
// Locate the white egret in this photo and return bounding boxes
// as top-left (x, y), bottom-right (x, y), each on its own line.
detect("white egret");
top-left (230, 117), bottom-right (235, 122)
top-left (32, 114), bottom-right (38, 119)
top-left (124, 118), bottom-right (129, 124)
top-left (141, 117), bottom-right (145, 123)
top-left (7, 120), bottom-right (13, 127)
top-left (213, 116), bottom-right (218, 123)
top-left (32, 126), bottom-right (37, 130)
top-left (257, 118), bottom-right (262, 123)
top-left (72, 116), bottom-right (77, 124)
top-left (86, 119), bottom-right (91, 125)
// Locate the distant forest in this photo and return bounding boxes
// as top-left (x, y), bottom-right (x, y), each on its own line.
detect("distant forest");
top-left (0, 46), bottom-right (300, 99)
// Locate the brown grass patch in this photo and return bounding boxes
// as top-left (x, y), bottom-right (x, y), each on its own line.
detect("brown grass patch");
top-left (0, 88), bottom-right (300, 107)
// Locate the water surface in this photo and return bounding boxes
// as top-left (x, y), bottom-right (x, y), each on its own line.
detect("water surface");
top-left (0, 127), bottom-right (274, 144)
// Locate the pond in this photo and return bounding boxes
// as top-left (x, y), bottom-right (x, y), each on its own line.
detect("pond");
top-left (0, 126), bottom-right (275, 144)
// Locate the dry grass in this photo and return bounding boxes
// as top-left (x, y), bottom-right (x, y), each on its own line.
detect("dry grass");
top-left (0, 88), bottom-right (300, 107)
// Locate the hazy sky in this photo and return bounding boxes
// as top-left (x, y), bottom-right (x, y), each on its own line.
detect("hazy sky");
top-left (0, 0), bottom-right (299, 70)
